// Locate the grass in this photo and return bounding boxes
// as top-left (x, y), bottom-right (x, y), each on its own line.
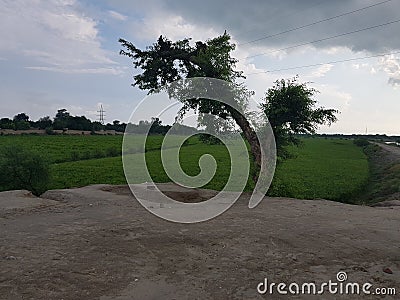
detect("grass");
top-left (1, 135), bottom-right (369, 201)
top-left (268, 138), bottom-right (369, 201)
top-left (356, 143), bottom-right (400, 204)
top-left (50, 143), bottom-right (250, 191)
top-left (0, 135), bottom-right (124, 163)
top-left (0, 134), bottom-right (179, 163)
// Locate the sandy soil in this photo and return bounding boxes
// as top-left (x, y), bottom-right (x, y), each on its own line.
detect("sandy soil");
top-left (0, 183), bottom-right (399, 300)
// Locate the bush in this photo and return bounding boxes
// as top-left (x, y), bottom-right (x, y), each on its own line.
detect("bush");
top-left (92, 148), bottom-right (105, 159)
top-left (45, 127), bottom-right (55, 135)
top-left (105, 147), bottom-right (120, 157)
top-left (0, 145), bottom-right (50, 196)
top-left (70, 151), bottom-right (80, 161)
top-left (353, 138), bottom-right (369, 147)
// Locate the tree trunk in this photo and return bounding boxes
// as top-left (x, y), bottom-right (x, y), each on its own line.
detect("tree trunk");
top-left (229, 108), bottom-right (261, 179)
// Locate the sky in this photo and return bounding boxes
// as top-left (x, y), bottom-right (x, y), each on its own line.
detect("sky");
top-left (0, 0), bottom-right (399, 134)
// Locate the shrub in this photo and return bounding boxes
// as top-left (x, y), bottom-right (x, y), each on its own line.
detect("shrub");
top-left (45, 127), bottom-right (55, 135)
top-left (81, 150), bottom-right (92, 160)
top-left (0, 145), bottom-right (50, 196)
top-left (353, 138), bottom-right (369, 147)
top-left (92, 148), bottom-right (105, 159)
top-left (70, 151), bottom-right (80, 161)
top-left (105, 147), bottom-right (120, 157)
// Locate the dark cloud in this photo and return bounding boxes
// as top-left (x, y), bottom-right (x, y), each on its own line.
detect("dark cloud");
top-left (162, 0), bottom-right (400, 54)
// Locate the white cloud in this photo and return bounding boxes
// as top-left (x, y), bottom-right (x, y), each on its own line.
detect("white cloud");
top-left (309, 64), bottom-right (333, 78)
top-left (109, 10), bottom-right (127, 21)
top-left (128, 13), bottom-right (218, 42)
top-left (313, 83), bottom-right (352, 113)
top-left (377, 55), bottom-right (400, 87)
top-left (25, 66), bottom-right (127, 75)
top-left (0, 0), bottom-right (120, 74)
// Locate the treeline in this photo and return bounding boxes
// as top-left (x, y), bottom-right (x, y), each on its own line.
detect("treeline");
top-left (315, 133), bottom-right (400, 142)
top-left (0, 109), bottom-right (198, 135)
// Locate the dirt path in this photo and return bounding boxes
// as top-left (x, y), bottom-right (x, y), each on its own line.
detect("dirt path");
top-left (373, 142), bottom-right (400, 158)
top-left (0, 185), bottom-right (399, 299)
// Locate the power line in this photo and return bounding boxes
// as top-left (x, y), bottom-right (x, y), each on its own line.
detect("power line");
top-left (245, 50), bottom-right (400, 75)
top-left (239, 0), bottom-right (393, 46)
top-left (233, 0), bottom-right (326, 41)
top-left (244, 18), bottom-right (400, 59)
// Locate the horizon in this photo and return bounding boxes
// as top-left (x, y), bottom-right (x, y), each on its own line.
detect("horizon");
top-left (1, 109), bottom-right (399, 137)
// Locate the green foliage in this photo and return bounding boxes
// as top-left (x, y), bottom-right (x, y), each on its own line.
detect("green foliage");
top-left (0, 118), bottom-right (14, 129)
top-left (353, 138), bottom-right (370, 147)
top-left (119, 32), bottom-right (242, 91)
top-left (106, 147), bottom-right (120, 157)
top-left (14, 121), bottom-right (30, 130)
top-left (261, 76), bottom-right (338, 159)
top-left (268, 138), bottom-right (368, 201)
top-left (0, 145), bottom-right (50, 196)
top-left (0, 135), bottom-right (125, 163)
top-left (198, 133), bottom-right (223, 145)
top-left (45, 127), bottom-right (55, 135)
top-left (13, 113), bottom-right (29, 122)
top-left (120, 32), bottom-right (263, 172)
top-left (119, 32), bottom-right (249, 122)
top-left (70, 151), bottom-right (80, 161)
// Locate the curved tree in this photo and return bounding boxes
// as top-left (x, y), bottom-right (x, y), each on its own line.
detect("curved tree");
top-left (119, 32), bottom-right (263, 170)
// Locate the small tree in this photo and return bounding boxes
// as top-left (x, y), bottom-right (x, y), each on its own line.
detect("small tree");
top-left (261, 77), bottom-right (338, 159)
top-left (54, 109), bottom-right (70, 130)
top-left (36, 116), bottom-right (53, 129)
top-left (0, 118), bottom-right (14, 129)
top-left (0, 145), bottom-right (50, 196)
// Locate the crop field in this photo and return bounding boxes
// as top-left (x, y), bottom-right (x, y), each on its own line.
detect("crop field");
top-left (0, 135), bottom-right (369, 201)
top-left (268, 138), bottom-right (369, 200)
top-left (0, 135), bottom-right (184, 163)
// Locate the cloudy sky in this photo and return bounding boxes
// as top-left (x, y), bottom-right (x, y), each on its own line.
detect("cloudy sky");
top-left (1, 0), bottom-right (399, 134)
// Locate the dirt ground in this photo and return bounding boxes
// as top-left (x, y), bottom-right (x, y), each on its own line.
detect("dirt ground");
top-left (0, 181), bottom-right (399, 300)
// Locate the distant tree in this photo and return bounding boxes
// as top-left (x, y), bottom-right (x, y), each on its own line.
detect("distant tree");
top-left (13, 113), bottom-right (29, 122)
top-left (14, 121), bottom-right (30, 130)
top-left (53, 109), bottom-right (70, 130)
top-left (169, 123), bottom-right (198, 135)
top-left (0, 145), bottom-right (50, 196)
top-left (0, 118), bottom-right (14, 129)
top-left (261, 77), bottom-right (338, 159)
top-left (149, 117), bottom-right (171, 135)
top-left (55, 109), bottom-right (70, 120)
top-left (67, 116), bottom-right (92, 131)
top-left (135, 120), bottom-right (151, 134)
top-left (92, 121), bottom-right (104, 132)
top-left (36, 116), bottom-right (53, 129)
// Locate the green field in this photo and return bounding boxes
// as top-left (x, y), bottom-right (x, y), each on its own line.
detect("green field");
top-left (269, 138), bottom-right (369, 200)
top-left (0, 135), bottom-right (369, 201)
